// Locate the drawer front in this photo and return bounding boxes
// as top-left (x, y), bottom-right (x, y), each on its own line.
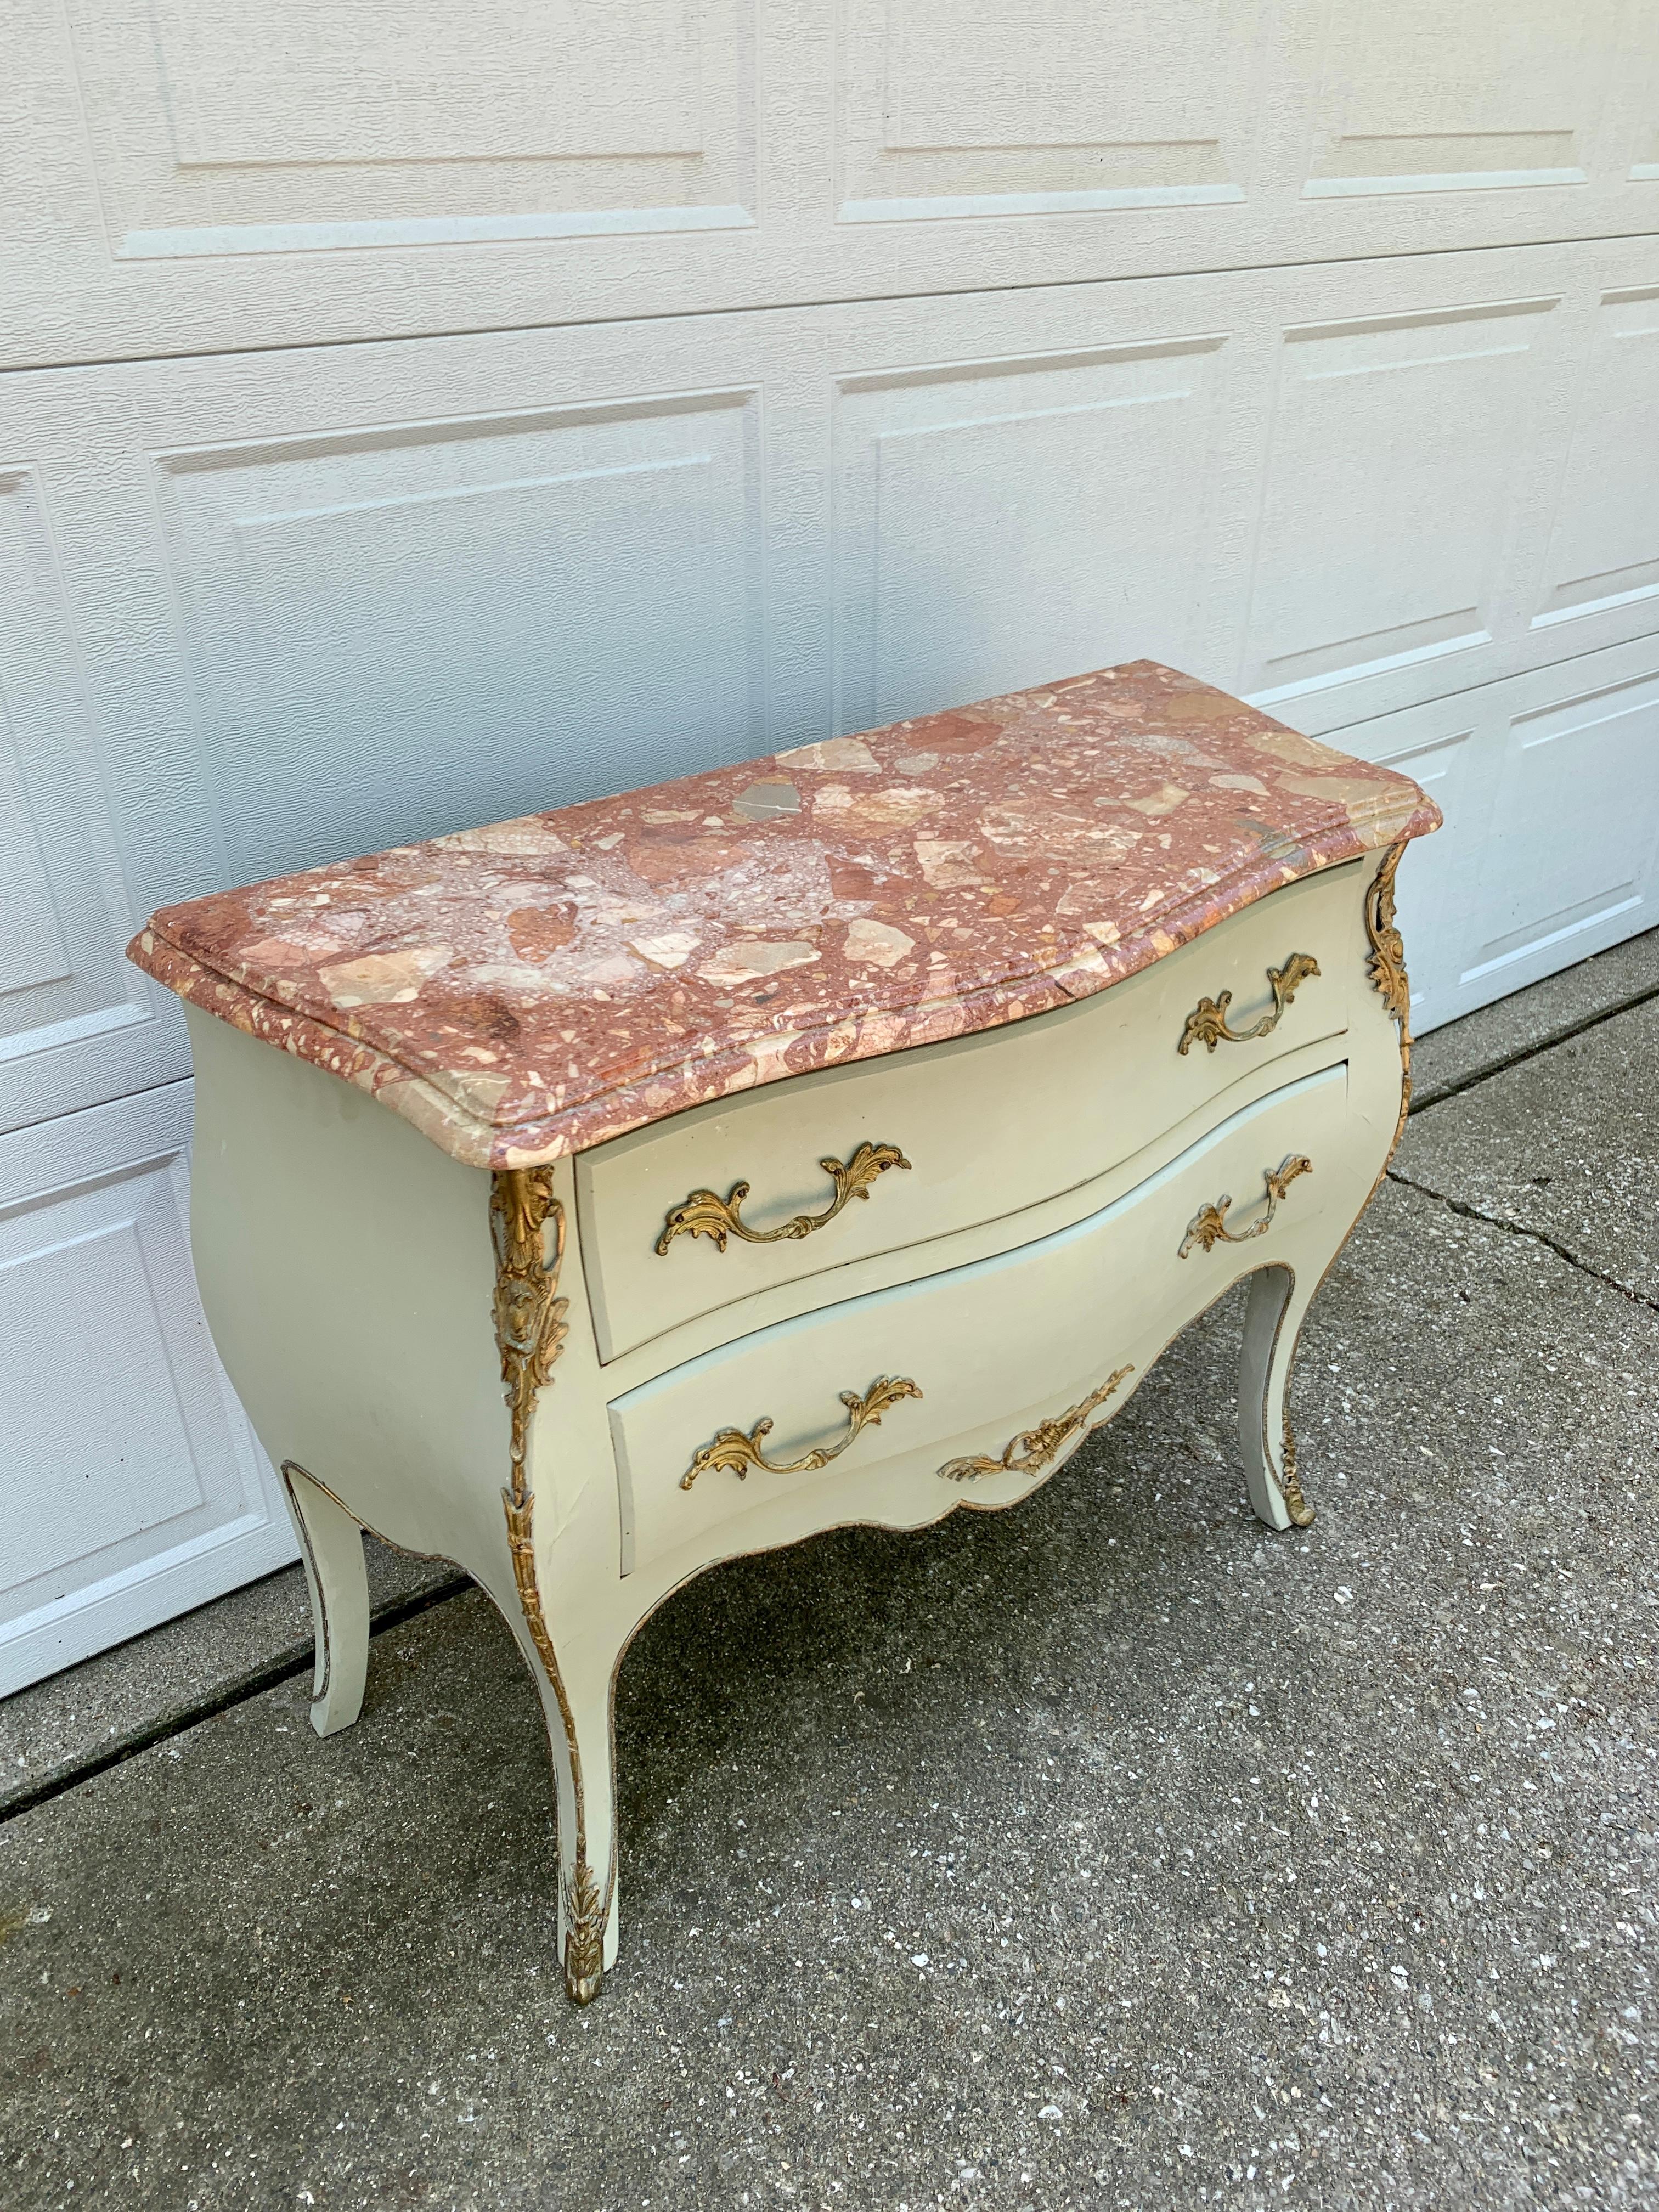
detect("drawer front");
top-left (609, 1061), bottom-right (1353, 1576)
top-left (578, 864), bottom-right (1359, 1362)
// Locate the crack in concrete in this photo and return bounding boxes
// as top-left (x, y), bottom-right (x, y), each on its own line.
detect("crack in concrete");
top-left (1386, 1166), bottom-right (1659, 1320)
top-left (1407, 970), bottom-right (1659, 1118)
top-left (0, 1573), bottom-right (466, 1830)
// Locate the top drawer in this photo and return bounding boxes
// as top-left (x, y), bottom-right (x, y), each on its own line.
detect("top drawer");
top-left (576, 861), bottom-right (1358, 1360)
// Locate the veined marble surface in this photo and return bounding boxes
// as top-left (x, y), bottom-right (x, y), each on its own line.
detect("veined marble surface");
top-left (128, 662), bottom-right (1440, 1167)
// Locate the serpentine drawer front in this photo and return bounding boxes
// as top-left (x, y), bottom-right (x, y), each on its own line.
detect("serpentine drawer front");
top-left (577, 862), bottom-right (1351, 1362)
top-left (129, 658), bottom-right (1439, 2007)
top-left (610, 1063), bottom-right (1351, 1578)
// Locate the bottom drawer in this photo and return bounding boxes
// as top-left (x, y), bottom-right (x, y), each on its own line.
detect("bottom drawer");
top-left (610, 1061), bottom-right (1353, 1577)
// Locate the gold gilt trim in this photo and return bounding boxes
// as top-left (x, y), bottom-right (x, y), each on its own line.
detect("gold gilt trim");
top-left (1178, 1155), bottom-right (1312, 1259)
top-left (1364, 840), bottom-right (1411, 1028)
top-left (1365, 838), bottom-right (1417, 1158)
top-left (1177, 953), bottom-right (1321, 1057)
top-left (680, 1374), bottom-right (922, 1490)
top-left (489, 1167), bottom-right (612, 2005)
top-left (656, 1141), bottom-right (911, 1256)
top-left (1277, 1410), bottom-right (1314, 1530)
top-left (939, 1364), bottom-right (1134, 1484)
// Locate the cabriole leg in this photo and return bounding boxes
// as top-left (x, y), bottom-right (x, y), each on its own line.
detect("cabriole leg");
top-left (488, 1167), bottom-right (620, 2001)
top-left (1238, 1267), bottom-right (1316, 1533)
top-left (509, 1624), bottom-right (620, 2005)
top-left (280, 1461), bottom-right (371, 1737)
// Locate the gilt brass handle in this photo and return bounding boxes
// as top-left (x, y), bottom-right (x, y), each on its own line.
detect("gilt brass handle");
top-left (680, 1375), bottom-right (922, 1490)
top-left (1178, 1155), bottom-right (1312, 1259)
top-left (656, 1141), bottom-right (911, 1256)
top-left (1178, 953), bottom-right (1321, 1056)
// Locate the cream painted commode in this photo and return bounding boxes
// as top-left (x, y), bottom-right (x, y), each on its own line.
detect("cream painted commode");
top-left (129, 661), bottom-right (1439, 2004)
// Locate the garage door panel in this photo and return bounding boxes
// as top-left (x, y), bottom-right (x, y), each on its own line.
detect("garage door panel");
top-left (2, 245), bottom-right (1655, 1002)
top-left (5, 1), bottom-right (1658, 366)
top-left (2, 321), bottom-right (807, 969)
top-left (837, 0), bottom-right (1260, 223)
top-left (811, 244), bottom-right (1658, 744)
top-left (0, 464), bottom-right (177, 1135)
top-left (155, 389), bottom-right (769, 882)
top-left (1302, 0), bottom-right (1623, 200)
top-left (1243, 297), bottom-right (1563, 709)
top-left (831, 335), bottom-right (1231, 735)
top-left (1468, 669), bottom-right (1659, 975)
top-left (1336, 637), bottom-right (1659, 1029)
top-left (7, 239), bottom-right (1657, 903)
top-left (1532, 286), bottom-right (1659, 632)
top-left (0, 1084), bottom-right (294, 1696)
top-left (63, 0), bottom-right (755, 261)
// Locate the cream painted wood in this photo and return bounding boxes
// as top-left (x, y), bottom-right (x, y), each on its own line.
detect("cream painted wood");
top-left (281, 1463), bottom-right (370, 1739)
top-left (581, 863), bottom-right (1353, 1360)
top-left (594, 1029), bottom-right (1374, 1399)
top-left (179, 855), bottom-right (1407, 2001)
top-left (611, 1060), bottom-right (1357, 1578)
top-left (5, 0), bottom-right (1658, 368)
top-left (184, 1002), bottom-right (630, 1989)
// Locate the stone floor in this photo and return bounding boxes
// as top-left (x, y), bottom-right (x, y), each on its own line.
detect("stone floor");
top-left (2, 935), bottom-right (1656, 2212)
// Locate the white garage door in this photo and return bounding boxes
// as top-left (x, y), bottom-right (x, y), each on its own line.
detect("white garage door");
top-left (4, 3), bottom-right (1658, 1689)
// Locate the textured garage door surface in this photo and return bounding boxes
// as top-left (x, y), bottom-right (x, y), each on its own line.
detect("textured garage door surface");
top-left (3, 2), bottom-right (1657, 1686)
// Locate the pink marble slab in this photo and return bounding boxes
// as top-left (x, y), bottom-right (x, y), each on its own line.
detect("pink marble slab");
top-left (128, 662), bottom-right (1440, 1170)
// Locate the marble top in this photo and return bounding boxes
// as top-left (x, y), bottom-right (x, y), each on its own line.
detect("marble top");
top-left (129, 662), bottom-right (1440, 1170)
